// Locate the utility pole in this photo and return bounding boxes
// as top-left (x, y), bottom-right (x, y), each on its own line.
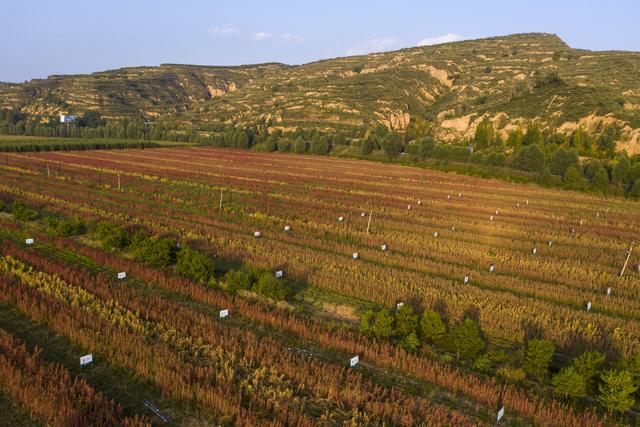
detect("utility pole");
top-left (620, 242), bottom-right (635, 277)
top-left (366, 209), bottom-right (373, 234)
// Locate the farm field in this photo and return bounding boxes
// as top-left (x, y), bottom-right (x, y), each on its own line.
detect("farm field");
top-left (0, 147), bottom-right (639, 425)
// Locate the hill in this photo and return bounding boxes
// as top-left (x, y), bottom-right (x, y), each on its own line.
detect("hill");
top-left (2, 33), bottom-right (640, 152)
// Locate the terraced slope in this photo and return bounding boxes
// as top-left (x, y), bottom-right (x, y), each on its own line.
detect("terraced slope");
top-left (2, 33), bottom-right (640, 151)
top-left (0, 63), bottom-right (288, 120)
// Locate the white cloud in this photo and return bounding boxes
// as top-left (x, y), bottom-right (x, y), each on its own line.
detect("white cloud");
top-left (252, 32), bottom-right (272, 42)
top-left (280, 33), bottom-right (303, 44)
top-left (417, 33), bottom-right (465, 46)
top-left (207, 23), bottom-right (241, 36)
top-left (345, 37), bottom-right (400, 56)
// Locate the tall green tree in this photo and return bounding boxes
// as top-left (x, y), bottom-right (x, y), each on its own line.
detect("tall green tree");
top-left (514, 144), bottom-right (545, 172)
top-left (599, 370), bottom-right (637, 414)
top-left (373, 310), bottom-right (394, 339)
top-left (612, 154), bottom-right (631, 187)
top-left (293, 136), bottom-right (306, 154)
top-left (523, 339), bottom-right (555, 381)
top-left (420, 310), bottom-right (446, 343)
top-left (395, 305), bottom-right (418, 337)
top-left (574, 351), bottom-right (606, 393)
top-left (522, 123), bottom-right (543, 146)
top-left (473, 118), bottom-right (494, 151)
top-left (447, 318), bottom-right (485, 360)
top-left (552, 366), bottom-right (588, 399)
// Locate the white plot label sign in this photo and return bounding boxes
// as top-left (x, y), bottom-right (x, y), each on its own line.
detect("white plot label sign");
top-left (587, 302), bottom-right (592, 311)
top-left (254, 231), bottom-right (261, 238)
top-left (350, 355), bottom-right (359, 368)
top-left (25, 238), bottom-right (34, 245)
top-left (497, 406), bottom-right (505, 423)
top-left (607, 287), bottom-right (612, 296)
top-left (284, 225), bottom-right (290, 232)
top-left (80, 354), bottom-right (93, 366)
top-left (396, 302), bottom-right (404, 309)
top-left (381, 244), bottom-right (387, 251)
top-left (338, 216), bottom-right (344, 222)
top-left (352, 252), bottom-right (359, 259)
top-left (464, 275), bottom-right (469, 284)
top-left (489, 264), bottom-right (494, 273)
top-left (219, 309), bottom-right (229, 318)
top-left (275, 270), bottom-right (283, 278)
top-left (117, 272), bottom-right (126, 280)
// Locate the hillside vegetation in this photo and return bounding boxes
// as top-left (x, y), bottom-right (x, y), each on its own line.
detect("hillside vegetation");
top-left (2, 33), bottom-right (640, 153)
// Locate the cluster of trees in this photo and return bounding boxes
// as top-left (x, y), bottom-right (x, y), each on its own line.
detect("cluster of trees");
top-left (95, 221), bottom-right (291, 301)
top-left (359, 305), bottom-right (485, 360)
top-left (223, 268), bottom-right (291, 300)
top-left (359, 305), bottom-right (640, 414)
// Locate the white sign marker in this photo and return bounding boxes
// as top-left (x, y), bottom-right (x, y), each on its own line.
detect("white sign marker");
top-left (433, 232), bottom-right (438, 238)
top-left (352, 252), bottom-right (359, 259)
top-left (381, 244), bottom-right (387, 251)
top-left (516, 203), bottom-right (520, 208)
top-left (464, 275), bottom-right (469, 284)
top-left (117, 272), bottom-right (126, 280)
top-left (489, 264), bottom-right (494, 273)
top-left (458, 192), bottom-right (462, 198)
top-left (447, 195), bottom-right (450, 200)
top-left (80, 354), bottom-right (93, 366)
top-left (532, 248), bottom-right (537, 255)
top-left (407, 205), bottom-right (411, 210)
top-left (361, 212), bottom-right (366, 217)
top-left (350, 355), bottom-right (359, 368)
top-left (495, 209), bottom-right (499, 215)
top-left (451, 226), bottom-right (455, 231)
top-left (396, 302), bottom-right (404, 309)
top-left (338, 216), bottom-right (344, 222)
top-left (607, 287), bottom-right (612, 296)
top-left (254, 231), bottom-right (261, 238)
top-left (219, 309), bottom-right (229, 318)
top-left (284, 225), bottom-right (290, 232)
top-left (25, 238), bottom-right (34, 245)
top-left (548, 240), bottom-right (553, 247)
top-left (586, 302), bottom-right (592, 311)
top-left (417, 200), bottom-right (422, 205)
top-left (497, 406), bottom-right (505, 423)
top-left (275, 270), bottom-right (283, 278)
top-left (490, 215), bottom-right (494, 221)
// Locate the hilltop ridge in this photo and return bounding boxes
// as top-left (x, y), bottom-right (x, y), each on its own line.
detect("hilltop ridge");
top-left (1, 32), bottom-right (640, 152)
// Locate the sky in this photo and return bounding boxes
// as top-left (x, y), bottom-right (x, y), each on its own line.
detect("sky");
top-left (2, 0), bottom-right (639, 83)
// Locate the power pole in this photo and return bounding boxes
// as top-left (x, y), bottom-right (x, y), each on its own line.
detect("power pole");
top-left (620, 242), bottom-right (635, 277)
top-left (366, 209), bottom-right (373, 234)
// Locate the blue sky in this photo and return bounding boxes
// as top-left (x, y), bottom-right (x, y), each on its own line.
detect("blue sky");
top-left (2, 0), bottom-right (639, 82)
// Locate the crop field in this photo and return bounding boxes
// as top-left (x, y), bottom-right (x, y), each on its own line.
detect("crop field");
top-left (0, 147), bottom-right (639, 426)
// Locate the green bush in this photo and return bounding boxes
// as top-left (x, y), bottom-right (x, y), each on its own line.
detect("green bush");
top-left (130, 231), bottom-right (177, 268)
top-left (224, 270), bottom-right (252, 293)
top-left (253, 270), bottom-right (289, 301)
top-left (95, 221), bottom-right (130, 249)
top-left (46, 216), bottom-right (85, 237)
top-left (11, 201), bottom-right (38, 221)
top-left (176, 247), bottom-right (215, 284)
